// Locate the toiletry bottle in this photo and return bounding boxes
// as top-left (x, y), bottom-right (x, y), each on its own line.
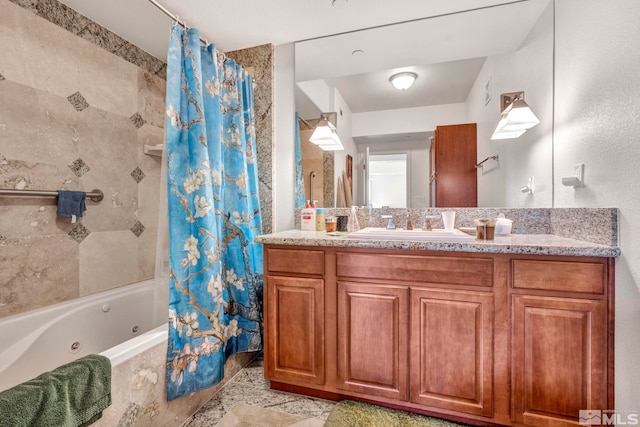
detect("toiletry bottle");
top-left (315, 207), bottom-right (325, 231)
top-left (347, 206), bottom-right (360, 232)
top-left (301, 202), bottom-right (316, 231)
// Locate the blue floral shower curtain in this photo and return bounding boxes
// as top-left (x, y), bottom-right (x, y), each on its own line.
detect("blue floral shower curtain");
top-left (295, 113), bottom-right (306, 208)
top-left (164, 24), bottom-right (263, 401)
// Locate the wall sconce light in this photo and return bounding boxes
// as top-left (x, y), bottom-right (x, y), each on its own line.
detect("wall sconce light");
top-left (389, 72), bottom-right (418, 90)
top-left (491, 91), bottom-right (540, 140)
top-left (301, 113), bottom-right (344, 151)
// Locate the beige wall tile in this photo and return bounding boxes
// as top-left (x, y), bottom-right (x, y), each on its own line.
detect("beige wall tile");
top-left (79, 169), bottom-right (138, 233)
top-left (137, 165), bottom-right (161, 231)
top-left (79, 230), bottom-right (139, 296)
top-left (0, 198), bottom-right (75, 239)
top-left (0, 235), bottom-right (79, 318)
top-left (0, 0), bottom-right (138, 117)
top-left (0, 80), bottom-right (82, 166)
top-left (138, 70), bottom-right (166, 129)
top-left (138, 225), bottom-right (158, 281)
top-left (95, 346), bottom-right (255, 427)
top-left (137, 125), bottom-right (164, 173)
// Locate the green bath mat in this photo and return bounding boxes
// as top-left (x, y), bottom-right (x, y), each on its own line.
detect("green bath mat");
top-left (324, 400), bottom-right (468, 427)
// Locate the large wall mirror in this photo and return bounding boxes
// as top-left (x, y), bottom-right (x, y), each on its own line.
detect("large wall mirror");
top-left (295, 0), bottom-right (553, 208)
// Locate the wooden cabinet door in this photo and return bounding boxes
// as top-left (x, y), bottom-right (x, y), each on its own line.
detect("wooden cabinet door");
top-left (337, 281), bottom-right (409, 400)
top-left (431, 123), bottom-right (477, 207)
top-left (512, 295), bottom-right (606, 427)
top-left (410, 288), bottom-right (493, 417)
top-left (264, 275), bottom-right (325, 385)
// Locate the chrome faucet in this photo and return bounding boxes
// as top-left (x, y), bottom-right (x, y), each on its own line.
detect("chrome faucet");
top-left (381, 215), bottom-right (395, 230)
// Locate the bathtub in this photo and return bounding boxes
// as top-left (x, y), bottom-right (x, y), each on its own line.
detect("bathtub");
top-left (0, 278), bottom-right (168, 392)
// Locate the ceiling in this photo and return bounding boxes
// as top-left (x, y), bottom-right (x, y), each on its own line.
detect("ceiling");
top-left (55, 0), bottom-right (548, 138)
top-left (295, 0), bottom-right (549, 117)
top-left (55, 0), bottom-right (524, 58)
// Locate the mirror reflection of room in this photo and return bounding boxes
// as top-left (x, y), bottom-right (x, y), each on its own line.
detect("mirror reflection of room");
top-left (368, 153), bottom-right (408, 208)
top-left (295, 0), bottom-right (553, 209)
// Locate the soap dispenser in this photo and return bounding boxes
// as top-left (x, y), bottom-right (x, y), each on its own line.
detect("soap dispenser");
top-left (347, 206), bottom-right (360, 232)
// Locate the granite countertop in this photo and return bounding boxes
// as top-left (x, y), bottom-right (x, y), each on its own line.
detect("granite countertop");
top-left (255, 229), bottom-right (620, 258)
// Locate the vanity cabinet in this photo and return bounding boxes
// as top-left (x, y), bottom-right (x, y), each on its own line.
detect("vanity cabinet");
top-left (410, 288), bottom-right (494, 417)
top-left (264, 249), bottom-right (325, 386)
top-left (263, 246), bottom-right (614, 427)
top-left (336, 281), bottom-right (409, 400)
top-left (510, 258), bottom-right (611, 427)
top-left (429, 123), bottom-right (477, 207)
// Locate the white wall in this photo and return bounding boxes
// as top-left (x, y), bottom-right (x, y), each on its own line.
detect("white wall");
top-left (466, 1), bottom-right (554, 208)
top-left (352, 103), bottom-right (466, 138)
top-left (296, 79), bottom-right (332, 114)
top-left (331, 88), bottom-right (358, 206)
top-left (273, 43), bottom-right (296, 231)
top-left (554, 0), bottom-right (640, 408)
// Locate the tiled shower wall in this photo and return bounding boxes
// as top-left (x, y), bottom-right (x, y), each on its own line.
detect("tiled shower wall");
top-left (0, 0), bottom-right (274, 319)
top-left (0, 0), bottom-right (166, 319)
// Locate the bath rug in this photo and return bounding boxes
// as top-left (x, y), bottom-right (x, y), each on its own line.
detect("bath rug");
top-left (324, 400), bottom-right (468, 427)
top-left (216, 403), bottom-right (324, 427)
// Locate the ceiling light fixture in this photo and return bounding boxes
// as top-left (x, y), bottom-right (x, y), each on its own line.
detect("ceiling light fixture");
top-left (389, 72), bottom-right (418, 90)
top-left (308, 113), bottom-right (344, 151)
top-left (490, 92), bottom-right (540, 140)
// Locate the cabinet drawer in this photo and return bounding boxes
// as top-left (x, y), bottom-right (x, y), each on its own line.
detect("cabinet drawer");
top-left (267, 248), bottom-right (324, 275)
top-left (512, 260), bottom-right (604, 294)
top-left (337, 252), bottom-right (493, 287)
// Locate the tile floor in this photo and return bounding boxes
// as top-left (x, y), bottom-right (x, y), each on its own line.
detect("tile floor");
top-left (182, 356), bottom-right (335, 426)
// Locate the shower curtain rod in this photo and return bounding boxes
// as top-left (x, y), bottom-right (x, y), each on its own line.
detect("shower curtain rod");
top-left (147, 0), bottom-right (208, 45)
top-left (147, 0), bottom-right (259, 84)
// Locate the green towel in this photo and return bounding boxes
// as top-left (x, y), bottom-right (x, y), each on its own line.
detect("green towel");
top-left (0, 354), bottom-right (112, 427)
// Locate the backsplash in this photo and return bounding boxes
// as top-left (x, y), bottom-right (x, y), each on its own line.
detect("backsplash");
top-left (550, 207), bottom-right (618, 246)
top-left (294, 207), bottom-right (618, 246)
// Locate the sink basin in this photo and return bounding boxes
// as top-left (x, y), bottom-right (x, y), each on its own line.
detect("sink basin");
top-left (348, 227), bottom-right (476, 242)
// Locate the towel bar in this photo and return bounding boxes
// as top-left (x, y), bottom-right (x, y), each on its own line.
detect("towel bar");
top-left (0, 188), bottom-right (104, 202)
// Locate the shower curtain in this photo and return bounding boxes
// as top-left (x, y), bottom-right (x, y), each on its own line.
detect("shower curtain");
top-left (295, 113), bottom-right (306, 208)
top-left (164, 24), bottom-right (263, 400)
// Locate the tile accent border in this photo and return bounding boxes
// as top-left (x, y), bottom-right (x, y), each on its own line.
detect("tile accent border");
top-left (68, 222), bottom-right (90, 243)
top-left (67, 91), bottom-right (89, 111)
top-left (8, 0), bottom-right (167, 78)
top-left (130, 220), bottom-right (145, 238)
